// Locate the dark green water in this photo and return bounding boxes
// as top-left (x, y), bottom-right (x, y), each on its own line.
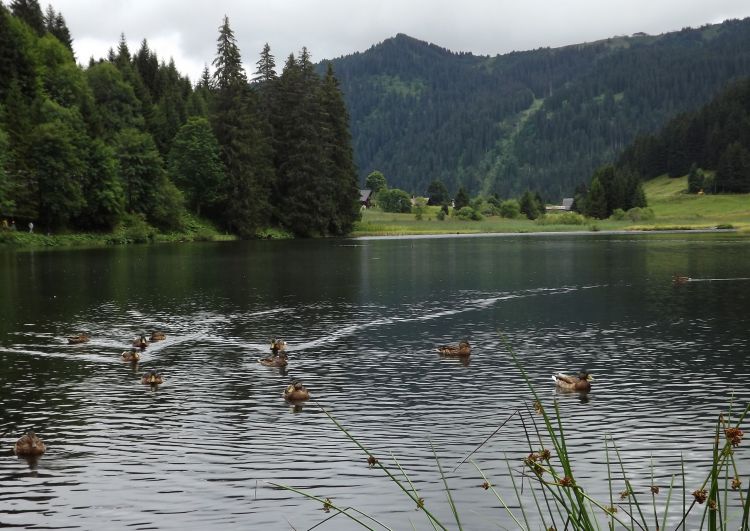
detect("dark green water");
top-left (1, 233), bottom-right (749, 529)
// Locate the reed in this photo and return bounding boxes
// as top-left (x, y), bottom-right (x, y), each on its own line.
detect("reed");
top-left (273, 342), bottom-right (748, 530)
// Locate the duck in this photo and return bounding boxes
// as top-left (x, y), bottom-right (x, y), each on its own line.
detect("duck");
top-left (259, 352), bottom-right (288, 367)
top-left (132, 334), bottom-right (148, 349)
top-left (14, 431), bottom-right (46, 457)
top-left (67, 333), bottom-right (90, 344)
top-left (552, 370), bottom-right (594, 392)
top-left (121, 349), bottom-right (141, 362)
top-left (270, 338), bottom-right (287, 354)
top-left (437, 340), bottom-right (471, 357)
top-left (284, 380), bottom-right (310, 402)
top-left (150, 331), bottom-right (166, 341)
top-left (673, 274), bottom-right (690, 285)
top-left (141, 369), bottom-right (164, 385)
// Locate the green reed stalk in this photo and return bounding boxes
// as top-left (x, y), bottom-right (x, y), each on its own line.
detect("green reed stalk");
top-left (606, 436), bottom-right (615, 531)
top-left (269, 482), bottom-right (389, 530)
top-left (506, 455), bottom-right (533, 530)
top-left (430, 439), bottom-right (462, 530)
top-left (661, 473), bottom-right (676, 531)
top-left (472, 462), bottom-right (527, 530)
top-left (317, 404), bottom-right (448, 530)
top-left (612, 442), bottom-right (648, 530)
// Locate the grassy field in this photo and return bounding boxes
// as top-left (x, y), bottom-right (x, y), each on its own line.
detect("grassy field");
top-left (351, 176), bottom-right (750, 237)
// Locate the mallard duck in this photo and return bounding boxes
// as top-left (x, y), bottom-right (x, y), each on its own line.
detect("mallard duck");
top-left (437, 340), bottom-right (471, 357)
top-left (67, 333), bottom-right (90, 344)
top-left (673, 274), bottom-right (690, 285)
top-left (14, 431), bottom-right (46, 456)
top-left (270, 338), bottom-right (287, 354)
top-left (150, 331), bottom-right (166, 341)
top-left (284, 380), bottom-right (310, 401)
top-left (121, 349), bottom-right (141, 362)
top-left (132, 334), bottom-right (148, 349)
top-left (552, 370), bottom-right (594, 392)
top-left (259, 352), bottom-right (288, 367)
top-left (141, 369), bottom-right (164, 385)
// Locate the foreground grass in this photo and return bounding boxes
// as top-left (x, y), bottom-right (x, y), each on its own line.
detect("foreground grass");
top-left (352, 176), bottom-right (750, 237)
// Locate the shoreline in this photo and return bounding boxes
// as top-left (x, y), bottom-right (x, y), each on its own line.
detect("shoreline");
top-left (351, 227), bottom-right (740, 240)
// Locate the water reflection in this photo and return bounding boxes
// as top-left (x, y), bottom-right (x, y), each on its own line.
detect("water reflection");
top-left (1, 235), bottom-right (749, 529)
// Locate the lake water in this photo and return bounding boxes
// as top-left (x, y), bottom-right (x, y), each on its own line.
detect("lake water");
top-left (1, 233), bottom-right (750, 530)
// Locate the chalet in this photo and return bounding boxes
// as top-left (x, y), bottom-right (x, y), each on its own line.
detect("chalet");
top-left (545, 198), bottom-right (574, 212)
top-left (359, 189), bottom-right (373, 208)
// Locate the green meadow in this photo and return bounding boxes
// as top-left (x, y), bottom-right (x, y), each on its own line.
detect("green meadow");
top-left (351, 176), bottom-right (750, 237)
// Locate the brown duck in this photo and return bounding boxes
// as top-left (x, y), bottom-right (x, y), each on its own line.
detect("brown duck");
top-left (437, 340), bottom-right (471, 357)
top-left (259, 352), bottom-right (288, 367)
top-left (150, 331), bottom-right (166, 341)
top-left (67, 333), bottom-right (90, 344)
top-left (14, 432), bottom-right (46, 457)
top-left (552, 370), bottom-right (594, 392)
top-left (121, 349), bottom-right (141, 362)
top-left (141, 370), bottom-right (164, 385)
top-left (132, 334), bottom-right (148, 349)
top-left (284, 380), bottom-right (310, 402)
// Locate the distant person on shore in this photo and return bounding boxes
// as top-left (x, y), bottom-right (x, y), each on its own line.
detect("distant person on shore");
top-left (28, 221), bottom-right (34, 233)
top-left (10, 220), bottom-right (16, 231)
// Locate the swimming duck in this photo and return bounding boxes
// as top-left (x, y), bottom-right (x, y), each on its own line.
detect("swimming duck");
top-left (673, 275), bottom-right (690, 285)
top-left (270, 338), bottom-right (287, 354)
top-left (67, 333), bottom-right (90, 344)
top-left (14, 431), bottom-right (46, 456)
top-left (284, 380), bottom-right (310, 402)
top-left (437, 340), bottom-right (471, 357)
top-left (121, 349), bottom-right (141, 362)
top-left (150, 331), bottom-right (166, 341)
top-left (132, 334), bottom-right (148, 349)
top-left (141, 369), bottom-right (164, 385)
top-left (259, 352), bottom-right (288, 367)
top-left (552, 370), bottom-right (594, 392)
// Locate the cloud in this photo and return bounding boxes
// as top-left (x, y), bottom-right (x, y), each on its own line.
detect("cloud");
top-left (49, 0), bottom-right (750, 82)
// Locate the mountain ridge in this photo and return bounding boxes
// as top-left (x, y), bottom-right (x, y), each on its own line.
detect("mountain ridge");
top-left (320, 17), bottom-right (750, 200)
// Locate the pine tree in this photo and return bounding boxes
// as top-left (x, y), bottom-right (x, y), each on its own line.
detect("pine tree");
top-left (254, 43), bottom-right (277, 83)
top-left (210, 15), bottom-right (273, 236)
top-left (320, 62), bottom-right (360, 234)
top-left (10, 0), bottom-right (44, 35)
top-left (43, 5), bottom-right (73, 52)
top-left (454, 186), bottom-right (470, 210)
top-left (585, 177), bottom-right (608, 219)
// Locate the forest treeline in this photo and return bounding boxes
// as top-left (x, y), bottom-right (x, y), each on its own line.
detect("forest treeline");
top-left (325, 19), bottom-right (750, 200)
top-left (0, 1), bottom-right (360, 238)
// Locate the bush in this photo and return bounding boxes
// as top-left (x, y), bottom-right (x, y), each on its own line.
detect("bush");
top-left (611, 208), bottom-right (626, 221)
top-left (535, 211), bottom-right (586, 225)
top-left (377, 188), bottom-right (412, 213)
top-left (456, 206), bottom-right (483, 221)
top-left (626, 207), bottom-right (655, 222)
top-left (499, 199), bottom-right (521, 219)
top-left (122, 213), bottom-right (155, 243)
top-left (436, 210), bottom-right (446, 221)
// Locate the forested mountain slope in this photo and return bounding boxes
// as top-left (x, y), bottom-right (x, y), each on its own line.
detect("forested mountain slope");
top-left (323, 19), bottom-right (750, 200)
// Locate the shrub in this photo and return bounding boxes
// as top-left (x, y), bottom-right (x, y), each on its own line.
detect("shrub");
top-left (611, 208), bottom-right (626, 221)
top-left (377, 188), bottom-right (412, 213)
top-left (456, 206), bottom-right (483, 221)
top-left (535, 211), bottom-right (586, 225)
top-left (499, 199), bottom-right (521, 219)
top-left (436, 210), bottom-right (446, 221)
top-left (627, 207), bottom-right (655, 222)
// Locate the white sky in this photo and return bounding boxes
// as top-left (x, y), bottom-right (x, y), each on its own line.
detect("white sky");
top-left (44, 0), bottom-right (750, 83)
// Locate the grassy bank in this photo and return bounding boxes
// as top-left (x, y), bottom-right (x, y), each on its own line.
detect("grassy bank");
top-left (351, 176), bottom-right (750, 237)
top-left (0, 214), bottom-right (237, 249)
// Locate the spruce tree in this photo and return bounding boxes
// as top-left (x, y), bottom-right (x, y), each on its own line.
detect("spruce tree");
top-left (254, 43), bottom-right (277, 84)
top-left (585, 177), bottom-right (608, 219)
top-left (320, 62), bottom-right (360, 234)
top-left (10, 0), bottom-right (44, 35)
top-left (210, 15), bottom-right (273, 237)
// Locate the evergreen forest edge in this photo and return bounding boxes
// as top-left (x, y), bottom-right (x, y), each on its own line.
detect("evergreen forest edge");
top-left (2, 2), bottom-right (750, 244)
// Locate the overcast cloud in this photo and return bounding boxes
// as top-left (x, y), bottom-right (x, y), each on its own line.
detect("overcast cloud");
top-left (46, 0), bottom-right (750, 83)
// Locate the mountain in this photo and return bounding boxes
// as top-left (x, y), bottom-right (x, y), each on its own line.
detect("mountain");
top-left (321, 19), bottom-right (750, 200)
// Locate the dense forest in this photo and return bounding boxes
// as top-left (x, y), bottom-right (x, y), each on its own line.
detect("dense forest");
top-left (324, 19), bottom-right (750, 200)
top-left (616, 77), bottom-right (750, 193)
top-left (0, 0), bottom-right (360, 238)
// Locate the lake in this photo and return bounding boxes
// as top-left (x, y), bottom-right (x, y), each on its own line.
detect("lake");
top-left (1, 233), bottom-right (750, 529)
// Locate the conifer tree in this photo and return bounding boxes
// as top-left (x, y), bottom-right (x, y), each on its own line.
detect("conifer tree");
top-left (320, 62), bottom-right (360, 234)
top-left (254, 43), bottom-right (277, 83)
top-left (210, 15), bottom-right (273, 237)
top-left (10, 0), bottom-right (44, 35)
top-left (585, 177), bottom-right (608, 219)
top-left (43, 5), bottom-right (72, 52)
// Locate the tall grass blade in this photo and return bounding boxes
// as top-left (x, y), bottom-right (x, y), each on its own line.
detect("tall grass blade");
top-left (430, 439), bottom-right (462, 530)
